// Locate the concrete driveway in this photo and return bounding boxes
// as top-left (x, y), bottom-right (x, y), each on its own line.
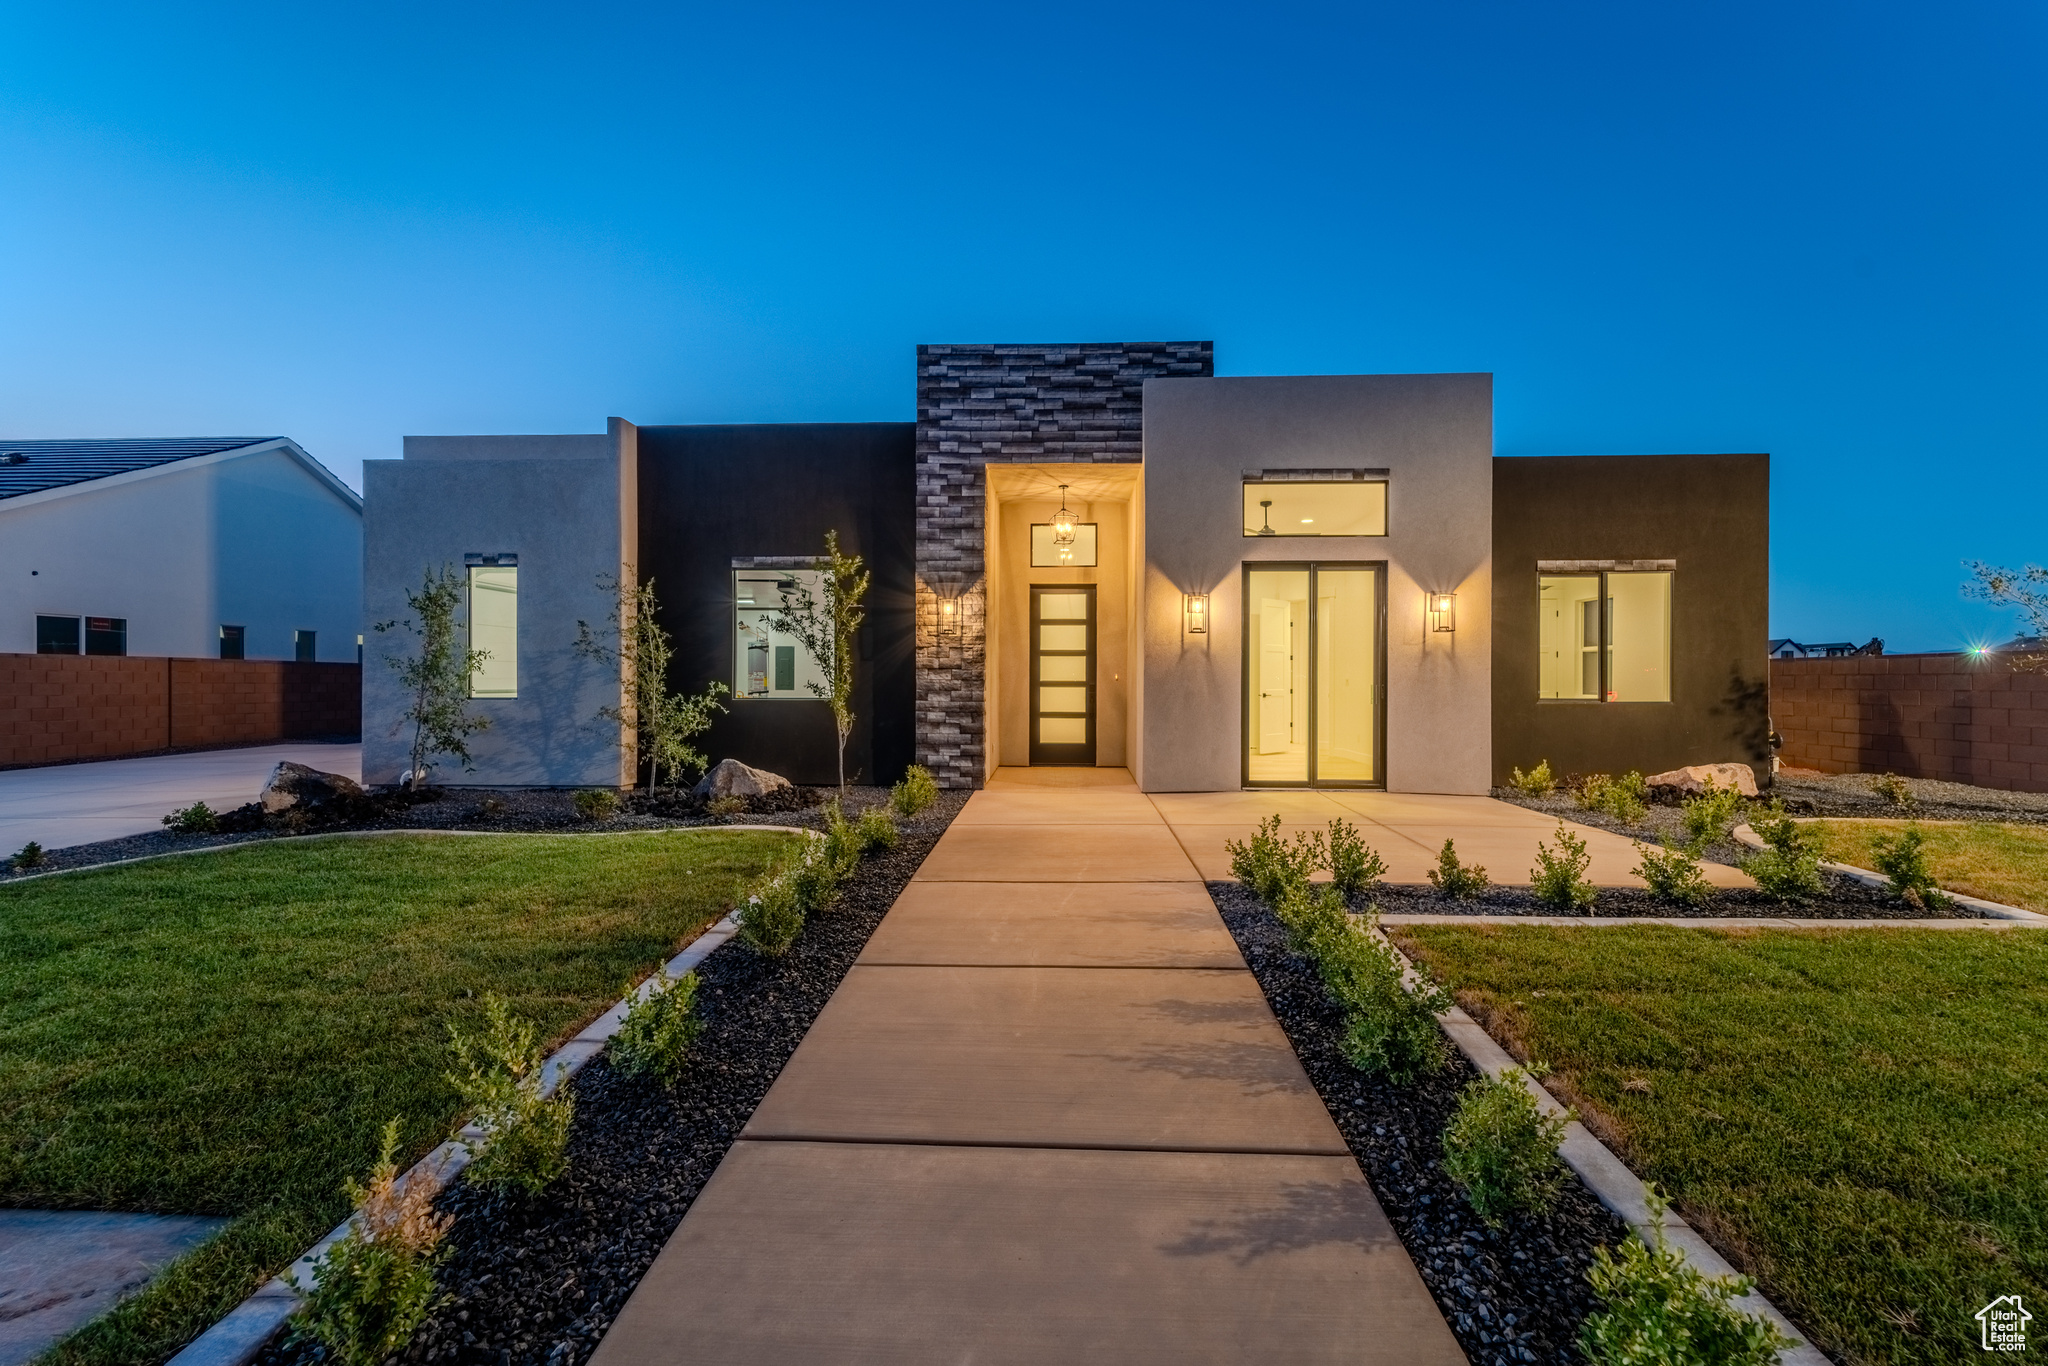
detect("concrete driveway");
top-left (0, 742), bottom-right (361, 854)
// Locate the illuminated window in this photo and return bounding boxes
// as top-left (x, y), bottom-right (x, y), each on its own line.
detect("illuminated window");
top-left (468, 566), bottom-right (518, 697)
top-left (1243, 481), bottom-right (1387, 537)
top-left (734, 570), bottom-right (827, 700)
top-left (1029, 523), bottom-right (1098, 566)
top-left (1537, 571), bottom-right (1670, 702)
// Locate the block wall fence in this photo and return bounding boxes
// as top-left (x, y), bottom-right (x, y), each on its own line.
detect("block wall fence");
top-left (1771, 653), bottom-right (2048, 793)
top-left (0, 655), bottom-right (360, 768)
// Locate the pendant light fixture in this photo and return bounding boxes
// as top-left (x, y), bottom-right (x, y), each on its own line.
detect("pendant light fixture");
top-left (1052, 485), bottom-right (1077, 548)
top-left (1256, 499), bottom-right (1277, 536)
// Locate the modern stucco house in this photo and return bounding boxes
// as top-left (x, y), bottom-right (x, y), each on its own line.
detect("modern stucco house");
top-left (361, 343), bottom-right (1770, 792)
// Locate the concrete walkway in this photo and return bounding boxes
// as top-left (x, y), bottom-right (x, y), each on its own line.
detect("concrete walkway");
top-left (591, 769), bottom-right (1466, 1365)
top-left (0, 742), bottom-right (360, 853)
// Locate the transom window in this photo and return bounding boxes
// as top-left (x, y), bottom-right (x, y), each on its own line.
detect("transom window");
top-left (1242, 480), bottom-right (1387, 537)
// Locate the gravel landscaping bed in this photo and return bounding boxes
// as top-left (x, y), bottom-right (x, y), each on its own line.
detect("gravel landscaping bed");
top-left (1209, 879), bottom-right (1629, 1366)
top-left (1363, 878), bottom-right (1979, 920)
top-left (254, 788), bottom-right (967, 1366)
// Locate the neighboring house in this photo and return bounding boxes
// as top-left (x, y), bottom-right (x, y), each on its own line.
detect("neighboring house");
top-left (362, 345), bottom-right (1772, 792)
top-left (1769, 637), bottom-right (1882, 659)
top-left (1, 437), bottom-right (363, 661)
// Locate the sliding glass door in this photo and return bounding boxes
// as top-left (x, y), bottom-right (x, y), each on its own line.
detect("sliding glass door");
top-left (1243, 563), bottom-right (1384, 787)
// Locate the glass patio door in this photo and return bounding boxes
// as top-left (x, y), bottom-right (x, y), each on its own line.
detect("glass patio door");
top-left (1243, 563), bottom-right (1383, 787)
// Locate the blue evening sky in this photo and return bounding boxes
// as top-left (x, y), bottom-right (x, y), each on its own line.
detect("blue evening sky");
top-left (2, 2), bottom-right (2041, 652)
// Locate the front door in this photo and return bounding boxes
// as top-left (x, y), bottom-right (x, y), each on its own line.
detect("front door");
top-left (1030, 584), bottom-right (1096, 765)
top-left (1244, 563), bottom-right (1384, 787)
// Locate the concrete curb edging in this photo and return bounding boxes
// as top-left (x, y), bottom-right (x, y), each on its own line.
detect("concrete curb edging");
top-left (1374, 928), bottom-right (1831, 1366)
top-left (1381, 913), bottom-right (2040, 930)
top-left (164, 881), bottom-right (781, 1366)
top-left (1731, 822), bottom-right (2048, 923)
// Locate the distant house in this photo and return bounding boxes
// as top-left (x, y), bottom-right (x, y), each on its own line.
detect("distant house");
top-left (1769, 637), bottom-right (1882, 660)
top-left (0, 438), bottom-right (362, 661)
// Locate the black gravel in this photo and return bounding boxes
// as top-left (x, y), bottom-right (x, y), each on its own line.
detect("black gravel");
top-left (255, 789), bottom-right (967, 1366)
top-left (1210, 879), bottom-right (1629, 1366)
top-left (1362, 876), bottom-right (1978, 920)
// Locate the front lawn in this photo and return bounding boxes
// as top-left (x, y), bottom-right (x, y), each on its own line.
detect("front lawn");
top-left (1805, 818), bottom-right (2048, 913)
top-left (0, 830), bottom-right (798, 1366)
top-left (1392, 923), bottom-right (2048, 1366)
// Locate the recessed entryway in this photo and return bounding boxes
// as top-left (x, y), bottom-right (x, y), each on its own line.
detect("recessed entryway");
top-left (1243, 563), bottom-right (1385, 787)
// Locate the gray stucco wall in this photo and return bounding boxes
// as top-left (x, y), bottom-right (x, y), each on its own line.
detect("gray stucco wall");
top-left (361, 425), bottom-right (634, 787)
top-left (1138, 374), bottom-right (1494, 794)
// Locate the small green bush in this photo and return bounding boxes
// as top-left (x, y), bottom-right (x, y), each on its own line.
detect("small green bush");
top-left (737, 859), bottom-right (807, 954)
top-left (610, 970), bottom-right (704, 1084)
top-left (161, 801), bottom-right (218, 834)
top-left (1679, 782), bottom-right (1744, 853)
top-left (11, 840), bottom-right (47, 871)
top-left (1442, 1069), bottom-right (1572, 1226)
top-left (573, 788), bottom-right (619, 821)
top-left (1869, 771), bottom-right (1916, 810)
top-left (1632, 840), bottom-right (1712, 907)
top-left (855, 806), bottom-right (898, 853)
top-left (446, 995), bottom-right (573, 1194)
top-left (1427, 839), bottom-right (1490, 899)
top-left (705, 794), bottom-right (747, 818)
top-left (1274, 878), bottom-right (1349, 959)
top-left (1532, 825), bottom-right (1597, 913)
top-left (1225, 815), bottom-right (1322, 905)
top-left (891, 764), bottom-right (939, 817)
top-left (1744, 805), bottom-right (1825, 902)
top-left (1580, 1188), bottom-right (1797, 1366)
top-left (821, 801), bottom-right (864, 876)
top-left (1509, 760), bottom-right (1556, 796)
top-left (1870, 824), bottom-right (1951, 910)
top-left (1325, 818), bottom-right (1388, 899)
top-left (1325, 911), bottom-right (1453, 1083)
top-left (290, 1119), bottom-right (450, 1366)
top-left (1577, 771), bottom-right (1650, 822)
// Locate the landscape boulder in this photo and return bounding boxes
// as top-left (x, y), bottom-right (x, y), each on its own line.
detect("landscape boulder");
top-left (259, 761), bottom-right (367, 814)
top-left (691, 758), bottom-right (792, 802)
top-left (1645, 763), bottom-right (1759, 799)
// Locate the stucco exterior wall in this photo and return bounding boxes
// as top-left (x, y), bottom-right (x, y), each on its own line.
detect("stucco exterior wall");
top-left (361, 423), bottom-right (634, 787)
top-left (0, 446), bottom-right (362, 661)
top-left (1138, 374), bottom-right (1494, 794)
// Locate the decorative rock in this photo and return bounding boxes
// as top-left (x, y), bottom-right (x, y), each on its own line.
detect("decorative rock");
top-left (258, 762), bottom-right (366, 813)
top-left (691, 759), bottom-right (792, 802)
top-left (1645, 763), bottom-right (1759, 798)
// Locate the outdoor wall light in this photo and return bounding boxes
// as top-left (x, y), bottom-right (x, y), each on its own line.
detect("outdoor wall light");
top-left (1051, 485), bottom-right (1077, 549)
top-left (1428, 592), bottom-right (1457, 633)
top-left (1184, 592), bottom-right (1209, 634)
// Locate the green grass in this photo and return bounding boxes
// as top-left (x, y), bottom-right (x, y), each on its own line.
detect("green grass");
top-left (1805, 818), bottom-right (2048, 913)
top-left (0, 830), bottom-right (797, 1366)
top-left (1393, 924), bottom-right (2048, 1366)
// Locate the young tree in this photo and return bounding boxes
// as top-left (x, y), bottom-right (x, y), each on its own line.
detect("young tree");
top-left (374, 565), bottom-right (491, 786)
top-left (772, 530), bottom-right (870, 789)
top-left (577, 573), bottom-right (729, 792)
top-left (1967, 561), bottom-right (2048, 670)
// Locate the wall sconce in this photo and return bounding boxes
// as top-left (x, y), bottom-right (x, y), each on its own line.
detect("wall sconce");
top-left (1428, 592), bottom-right (1456, 633)
top-left (1184, 592), bottom-right (1209, 634)
top-left (937, 595), bottom-right (959, 638)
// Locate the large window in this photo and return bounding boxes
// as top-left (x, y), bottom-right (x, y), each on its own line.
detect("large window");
top-left (1244, 563), bottom-right (1383, 786)
top-left (467, 566), bottom-right (518, 697)
top-left (36, 615), bottom-right (79, 654)
top-left (1537, 571), bottom-right (1671, 702)
top-left (1243, 480), bottom-right (1387, 537)
top-left (734, 570), bottom-right (826, 700)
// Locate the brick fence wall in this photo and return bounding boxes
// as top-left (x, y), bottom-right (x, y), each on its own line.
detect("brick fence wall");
top-left (914, 341), bottom-right (1213, 787)
top-left (1771, 653), bottom-right (2048, 793)
top-left (1, 655), bottom-right (360, 767)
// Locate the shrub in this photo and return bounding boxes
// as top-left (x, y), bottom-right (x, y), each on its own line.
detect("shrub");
top-left (1578, 771), bottom-right (1650, 822)
top-left (706, 794), bottom-right (747, 818)
top-left (891, 764), bottom-right (939, 817)
top-left (1225, 815), bottom-right (1322, 905)
top-left (1870, 824), bottom-right (1951, 910)
top-left (1427, 839), bottom-right (1490, 899)
top-left (446, 995), bottom-right (573, 1194)
top-left (1274, 878), bottom-right (1349, 959)
top-left (573, 788), bottom-right (619, 822)
top-left (821, 801), bottom-right (864, 876)
top-left (11, 840), bottom-right (47, 871)
top-left (1679, 782), bottom-right (1744, 853)
top-left (1580, 1188), bottom-right (1796, 1366)
top-left (1508, 760), bottom-right (1556, 796)
top-left (737, 860), bottom-right (806, 954)
top-left (1632, 840), bottom-right (1712, 907)
top-left (855, 807), bottom-right (898, 853)
top-left (1532, 826), bottom-right (1597, 913)
top-left (1323, 910), bottom-right (1453, 1083)
top-left (1325, 818), bottom-right (1388, 899)
top-left (1442, 1069), bottom-right (1572, 1226)
top-left (1743, 805), bottom-right (1824, 902)
top-left (1869, 771), bottom-right (1916, 810)
top-left (290, 1119), bottom-right (450, 1366)
top-left (610, 970), bottom-right (703, 1084)
top-left (162, 801), bottom-right (218, 834)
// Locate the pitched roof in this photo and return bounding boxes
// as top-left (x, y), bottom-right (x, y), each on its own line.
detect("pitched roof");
top-left (0, 437), bottom-right (282, 500)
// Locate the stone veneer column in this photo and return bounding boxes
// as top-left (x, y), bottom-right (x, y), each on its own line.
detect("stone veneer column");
top-left (915, 341), bottom-right (1213, 787)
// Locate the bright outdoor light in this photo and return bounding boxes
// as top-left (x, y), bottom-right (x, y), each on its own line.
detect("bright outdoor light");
top-left (1428, 592), bottom-right (1456, 633)
top-left (1051, 485), bottom-right (1077, 548)
top-left (1184, 592), bottom-right (1209, 634)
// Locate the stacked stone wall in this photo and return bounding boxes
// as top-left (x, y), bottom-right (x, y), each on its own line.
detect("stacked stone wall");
top-left (914, 341), bottom-right (1212, 786)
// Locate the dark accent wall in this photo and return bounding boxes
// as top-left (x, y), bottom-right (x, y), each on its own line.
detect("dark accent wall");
top-left (1491, 455), bottom-right (1771, 786)
top-left (636, 424), bottom-right (916, 787)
